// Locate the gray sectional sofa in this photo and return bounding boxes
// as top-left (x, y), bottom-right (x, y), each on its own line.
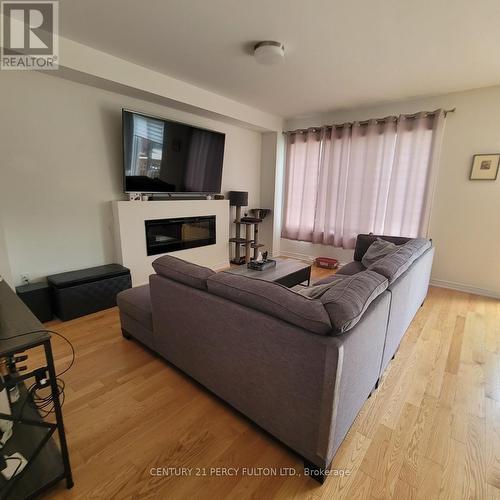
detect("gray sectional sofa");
top-left (117, 234), bottom-right (434, 482)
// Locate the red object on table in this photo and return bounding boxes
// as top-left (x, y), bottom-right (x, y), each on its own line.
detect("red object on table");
top-left (314, 257), bottom-right (339, 269)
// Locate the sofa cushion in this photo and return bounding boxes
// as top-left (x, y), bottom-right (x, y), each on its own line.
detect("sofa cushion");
top-left (368, 247), bottom-right (413, 283)
top-left (337, 261), bottom-right (366, 276)
top-left (152, 255), bottom-right (215, 290)
top-left (320, 271), bottom-right (388, 334)
top-left (313, 275), bottom-right (339, 286)
top-left (207, 272), bottom-right (332, 335)
top-left (403, 238), bottom-right (432, 260)
top-left (369, 238), bottom-right (431, 283)
top-left (117, 284), bottom-right (152, 331)
top-left (361, 238), bottom-right (398, 267)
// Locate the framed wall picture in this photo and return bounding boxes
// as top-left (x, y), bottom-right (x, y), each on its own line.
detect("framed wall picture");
top-left (469, 154), bottom-right (500, 180)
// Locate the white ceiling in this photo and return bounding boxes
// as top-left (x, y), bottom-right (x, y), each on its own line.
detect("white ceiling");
top-left (59, 0), bottom-right (500, 119)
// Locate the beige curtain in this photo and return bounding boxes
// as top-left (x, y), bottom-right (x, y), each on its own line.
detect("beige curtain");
top-left (282, 110), bottom-right (446, 249)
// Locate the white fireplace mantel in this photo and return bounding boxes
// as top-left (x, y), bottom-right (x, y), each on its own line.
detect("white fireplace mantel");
top-left (112, 200), bottom-right (230, 285)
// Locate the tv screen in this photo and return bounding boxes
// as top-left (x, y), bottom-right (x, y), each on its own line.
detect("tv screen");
top-left (122, 110), bottom-right (225, 193)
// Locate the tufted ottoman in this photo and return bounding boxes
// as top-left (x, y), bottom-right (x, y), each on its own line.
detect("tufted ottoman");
top-left (47, 264), bottom-right (131, 321)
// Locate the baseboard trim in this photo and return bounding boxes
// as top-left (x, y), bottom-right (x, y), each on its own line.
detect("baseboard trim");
top-left (430, 279), bottom-right (500, 299)
top-left (279, 250), bottom-right (349, 267)
top-left (279, 250), bottom-right (315, 262)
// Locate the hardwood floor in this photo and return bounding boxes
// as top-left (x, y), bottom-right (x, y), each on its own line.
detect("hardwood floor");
top-left (33, 265), bottom-right (500, 499)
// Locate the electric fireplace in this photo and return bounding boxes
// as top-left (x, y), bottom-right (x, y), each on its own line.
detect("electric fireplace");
top-left (145, 216), bottom-right (216, 256)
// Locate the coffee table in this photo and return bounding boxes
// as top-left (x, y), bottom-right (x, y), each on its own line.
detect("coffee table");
top-left (227, 258), bottom-right (311, 288)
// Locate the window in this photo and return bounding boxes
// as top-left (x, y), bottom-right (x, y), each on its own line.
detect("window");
top-left (128, 114), bottom-right (165, 178)
top-left (281, 111), bottom-right (445, 249)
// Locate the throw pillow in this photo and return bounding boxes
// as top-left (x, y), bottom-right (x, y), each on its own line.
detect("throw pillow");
top-left (361, 238), bottom-right (398, 267)
top-left (295, 275), bottom-right (347, 299)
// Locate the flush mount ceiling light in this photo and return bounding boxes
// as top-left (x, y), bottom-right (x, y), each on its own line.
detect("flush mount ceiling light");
top-left (254, 41), bottom-right (285, 65)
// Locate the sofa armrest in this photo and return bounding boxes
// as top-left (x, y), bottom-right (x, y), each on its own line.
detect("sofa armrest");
top-left (325, 291), bottom-right (390, 459)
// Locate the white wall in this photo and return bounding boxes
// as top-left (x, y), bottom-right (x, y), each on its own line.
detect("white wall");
top-left (0, 71), bottom-right (262, 285)
top-left (283, 85), bottom-right (500, 297)
top-left (0, 218), bottom-right (13, 287)
top-left (59, 37), bottom-right (282, 132)
top-left (259, 132), bottom-right (278, 256)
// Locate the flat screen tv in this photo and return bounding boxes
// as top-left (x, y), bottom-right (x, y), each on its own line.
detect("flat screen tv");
top-left (122, 109), bottom-right (225, 194)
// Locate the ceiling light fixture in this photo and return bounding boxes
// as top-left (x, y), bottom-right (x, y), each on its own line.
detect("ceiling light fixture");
top-left (254, 41), bottom-right (285, 65)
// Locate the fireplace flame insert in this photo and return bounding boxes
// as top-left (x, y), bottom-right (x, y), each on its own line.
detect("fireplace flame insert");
top-left (145, 216), bottom-right (216, 256)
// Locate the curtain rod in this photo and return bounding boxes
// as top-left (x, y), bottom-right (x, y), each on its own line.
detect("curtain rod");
top-left (284, 108), bottom-right (456, 135)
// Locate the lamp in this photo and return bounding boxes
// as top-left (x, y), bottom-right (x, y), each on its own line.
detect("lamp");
top-left (254, 41), bottom-right (285, 65)
top-left (229, 191), bottom-right (248, 207)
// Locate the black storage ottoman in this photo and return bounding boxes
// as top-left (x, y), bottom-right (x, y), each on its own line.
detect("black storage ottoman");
top-left (47, 264), bottom-right (132, 321)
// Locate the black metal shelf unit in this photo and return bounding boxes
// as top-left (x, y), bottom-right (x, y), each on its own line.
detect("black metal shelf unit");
top-left (0, 280), bottom-right (73, 499)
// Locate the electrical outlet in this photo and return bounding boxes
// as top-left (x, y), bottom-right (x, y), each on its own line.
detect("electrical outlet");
top-left (20, 273), bottom-right (30, 285)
